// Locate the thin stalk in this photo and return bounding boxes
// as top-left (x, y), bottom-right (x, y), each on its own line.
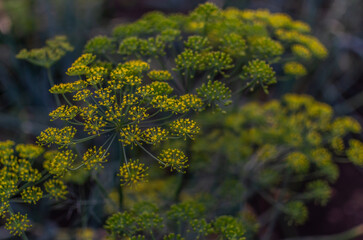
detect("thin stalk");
top-left (143, 112), bottom-right (174, 124)
top-left (135, 141), bottom-right (165, 166)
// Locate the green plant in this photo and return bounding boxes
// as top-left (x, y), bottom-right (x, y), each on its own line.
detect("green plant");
top-left (2, 2), bottom-right (362, 240)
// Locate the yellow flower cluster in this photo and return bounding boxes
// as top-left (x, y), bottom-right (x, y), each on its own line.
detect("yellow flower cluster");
top-left (285, 152), bottom-right (309, 173)
top-left (142, 127), bottom-right (169, 145)
top-left (291, 44), bottom-right (312, 60)
top-left (120, 125), bottom-right (142, 146)
top-left (44, 179), bottom-right (68, 200)
top-left (18, 159), bottom-right (41, 182)
top-left (46, 150), bottom-right (76, 176)
top-left (15, 144), bottom-right (44, 159)
top-left (347, 140), bottom-right (363, 166)
top-left (148, 70), bottom-right (172, 81)
top-left (49, 105), bottom-right (79, 121)
top-left (310, 148), bottom-right (332, 167)
top-left (49, 80), bottom-right (87, 94)
top-left (5, 213), bottom-right (32, 236)
top-left (21, 186), bottom-right (43, 204)
top-left (82, 146), bottom-right (109, 170)
top-left (86, 67), bottom-right (108, 86)
top-left (119, 160), bottom-right (148, 186)
top-left (105, 104), bottom-right (124, 122)
top-left (331, 117), bottom-right (361, 137)
top-left (37, 126), bottom-right (76, 147)
top-left (283, 61), bottom-right (307, 76)
top-left (73, 89), bottom-right (92, 101)
top-left (170, 118), bottom-right (200, 140)
top-left (128, 106), bottom-right (149, 122)
top-left (158, 149), bottom-right (188, 173)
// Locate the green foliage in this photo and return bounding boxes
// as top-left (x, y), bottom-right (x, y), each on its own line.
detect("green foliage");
top-left (105, 200), bottom-right (246, 239)
top-left (16, 35), bottom-right (73, 68)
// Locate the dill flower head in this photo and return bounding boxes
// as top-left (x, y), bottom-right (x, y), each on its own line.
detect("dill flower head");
top-left (84, 35), bottom-right (116, 54)
top-left (82, 146), bottom-right (109, 170)
top-left (310, 148), bottom-right (332, 167)
top-left (167, 201), bottom-right (205, 222)
top-left (5, 213), bottom-right (32, 236)
top-left (142, 127), bottom-right (169, 145)
top-left (284, 201), bottom-right (308, 225)
top-left (46, 150), bottom-right (76, 176)
top-left (331, 117), bottom-right (362, 137)
top-left (240, 59), bottom-right (276, 93)
top-left (148, 70), bottom-right (172, 81)
top-left (21, 186), bottom-right (43, 204)
top-left (197, 80), bottom-right (232, 111)
top-left (213, 216), bottom-right (245, 240)
top-left (219, 33), bottom-right (246, 58)
top-left (118, 160), bottom-right (149, 187)
top-left (184, 35), bottom-right (211, 52)
top-left (15, 144), bottom-right (44, 159)
top-left (37, 126), bottom-right (76, 148)
top-left (169, 118), bottom-right (200, 140)
top-left (49, 105), bottom-right (79, 121)
top-left (163, 233), bottom-right (184, 240)
top-left (16, 35), bottom-right (73, 68)
top-left (248, 36), bottom-right (284, 60)
top-left (291, 44), bottom-right (312, 60)
top-left (158, 149), bottom-right (188, 172)
top-left (120, 125), bottom-right (142, 147)
top-left (190, 218), bottom-right (214, 237)
top-left (104, 212), bottom-right (138, 237)
top-left (285, 152), bottom-right (309, 173)
top-left (347, 140), bottom-right (363, 166)
top-left (0, 201), bottom-right (9, 217)
top-left (44, 179), bottom-right (68, 200)
top-left (283, 61), bottom-right (307, 77)
top-left (305, 180), bottom-right (332, 206)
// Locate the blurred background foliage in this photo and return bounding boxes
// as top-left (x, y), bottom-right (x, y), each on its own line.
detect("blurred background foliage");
top-left (0, 0), bottom-right (362, 239)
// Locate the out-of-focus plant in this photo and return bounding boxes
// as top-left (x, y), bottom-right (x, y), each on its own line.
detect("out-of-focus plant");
top-left (104, 200), bottom-right (246, 240)
top-left (186, 94), bottom-right (363, 233)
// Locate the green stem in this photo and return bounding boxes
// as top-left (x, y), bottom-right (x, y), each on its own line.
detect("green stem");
top-left (21, 232), bottom-right (29, 240)
top-left (150, 231), bottom-right (156, 240)
top-left (62, 93), bottom-right (73, 106)
top-left (47, 67), bottom-right (61, 106)
top-left (135, 141), bottom-right (165, 166)
top-left (143, 112), bottom-right (174, 124)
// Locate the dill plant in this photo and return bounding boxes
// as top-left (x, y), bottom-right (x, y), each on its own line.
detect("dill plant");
top-left (3, 2), bottom-right (360, 239)
top-left (188, 94), bottom-right (363, 233)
